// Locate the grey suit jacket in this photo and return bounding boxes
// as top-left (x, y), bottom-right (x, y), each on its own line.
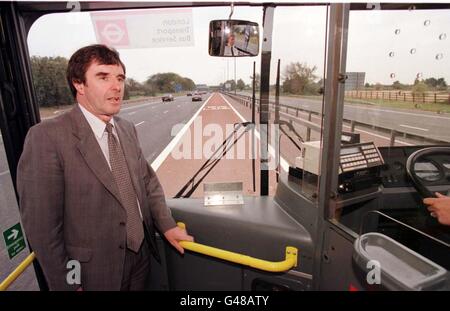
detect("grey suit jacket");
top-left (17, 105), bottom-right (176, 290)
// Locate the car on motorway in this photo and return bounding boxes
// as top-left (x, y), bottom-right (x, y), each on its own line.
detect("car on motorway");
top-left (192, 92), bottom-right (202, 101)
top-left (187, 92), bottom-right (193, 96)
top-left (162, 94), bottom-right (174, 102)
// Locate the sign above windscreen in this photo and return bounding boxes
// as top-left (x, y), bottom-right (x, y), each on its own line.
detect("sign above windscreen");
top-left (91, 9), bottom-right (195, 48)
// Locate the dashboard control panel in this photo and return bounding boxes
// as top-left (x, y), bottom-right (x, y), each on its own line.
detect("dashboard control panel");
top-left (339, 142), bottom-right (384, 173)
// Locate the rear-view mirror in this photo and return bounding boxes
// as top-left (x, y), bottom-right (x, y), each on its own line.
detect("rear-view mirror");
top-left (209, 20), bottom-right (259, 57)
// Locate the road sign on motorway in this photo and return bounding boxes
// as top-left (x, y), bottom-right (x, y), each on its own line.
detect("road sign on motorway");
top-left (2, 223), bottom-right (26, 259)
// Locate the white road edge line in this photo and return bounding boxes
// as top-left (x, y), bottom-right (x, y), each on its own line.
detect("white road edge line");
top-left (135, 121), bottom-right (145, 126)
top-left (121, 100), bottom-right (157, 111)
top-left (150, 94), bottom-right (213, 171)
top-left (220, 93), bottom-right (290, 172)
top-left (399, 124), bottom-right (429, 132)
top-left (297, 112), bottom-right (413, 145)
top-left (128, 111), bottom-right (136, 115)
top-left (348, 105), bottom-right (450, 120)
top-left (342, 124), bottom-right (413, 146)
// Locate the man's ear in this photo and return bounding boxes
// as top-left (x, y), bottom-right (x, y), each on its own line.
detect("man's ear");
top-left (73, 80), bottom-right (85, 96)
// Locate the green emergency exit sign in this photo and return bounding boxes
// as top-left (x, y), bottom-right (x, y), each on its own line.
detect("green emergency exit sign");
top-left (2, 223), bottom-right (26, 259)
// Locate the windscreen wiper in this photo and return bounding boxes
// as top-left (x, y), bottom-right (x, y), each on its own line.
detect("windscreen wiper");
top-left (279, 120), bottom-right (303, 151)
top-left (276, 120), bottom-right (304, 182)
top-left (235, 47), bottom-right (253, 56)
top-left (174, 122), bottom-right (254, 198)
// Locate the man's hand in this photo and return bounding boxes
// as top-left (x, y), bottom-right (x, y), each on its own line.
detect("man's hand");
top-left (163, 227), bottom-right (194, 254)
top-left (423, 192), bottom-right (450, 226)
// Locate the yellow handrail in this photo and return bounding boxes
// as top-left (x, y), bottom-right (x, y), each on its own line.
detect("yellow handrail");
top-left (0, 252), bottom-right (36, 291)
top-left (177, 222), bottom-right (298, 272)
top-left (1, 221), bottom-right (298, 290)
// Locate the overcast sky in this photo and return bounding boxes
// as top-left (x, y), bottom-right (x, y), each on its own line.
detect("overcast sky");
top-left (27, 3), bottom-right (449, 86)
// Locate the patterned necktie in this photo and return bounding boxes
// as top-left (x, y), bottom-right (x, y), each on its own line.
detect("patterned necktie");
top-left (105, 123), bottom-right (144, 252)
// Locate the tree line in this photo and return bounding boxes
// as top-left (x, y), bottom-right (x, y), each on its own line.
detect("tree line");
top-left (31, 55), bottom-right (447, 107)
top-left (30, 56), bottom-right (196, 107)
top-left (282, 63), bottom-right (448, 96)
top-left (389, 78), bottom-right (448, 96)
top-left (220, 78), bottom-right (247, 91)
top-left (222, 63), bottom-right (321, 95)
top-left (31, 56), bottom-right (73, 107)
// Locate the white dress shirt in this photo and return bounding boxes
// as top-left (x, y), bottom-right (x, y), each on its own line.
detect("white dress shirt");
top-left (79, 104), bottom-right (143, 219)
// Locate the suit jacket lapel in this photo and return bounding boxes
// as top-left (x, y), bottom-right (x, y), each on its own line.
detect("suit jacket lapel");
top-left (69, 106), bottom-right (123, 207)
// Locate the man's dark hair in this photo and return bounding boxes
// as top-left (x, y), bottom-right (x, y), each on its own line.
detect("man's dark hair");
top-left (66, 44), bottom-right (126, 98)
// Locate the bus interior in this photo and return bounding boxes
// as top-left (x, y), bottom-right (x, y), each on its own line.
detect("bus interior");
top-left (0, 1), bottom-right (449, 291)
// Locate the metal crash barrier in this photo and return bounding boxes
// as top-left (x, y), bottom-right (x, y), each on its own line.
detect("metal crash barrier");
top-left (0, 252), bottom-right (35, 291)
top-left (177, 223), bottom-right (298, 272)
top-left (222, 91), bottom-right (450, 146)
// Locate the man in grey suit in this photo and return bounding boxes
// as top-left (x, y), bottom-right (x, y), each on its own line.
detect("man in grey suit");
top-left (17, 44), bottom-right (193, 290)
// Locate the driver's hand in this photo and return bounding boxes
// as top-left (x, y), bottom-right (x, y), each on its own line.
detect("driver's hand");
top-left (423, 192), bottom-right (450, 226)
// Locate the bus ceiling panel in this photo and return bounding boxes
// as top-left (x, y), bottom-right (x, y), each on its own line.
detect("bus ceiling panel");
top-left (16, 1), bottom-right (334, 13)
top-left (16, 1), bottom-right (325, 33)
top-left (17, 2), bottom-right (261, 13)
top-left (15, 1), bottom-right (450, 13)
top-left (350, 3), bottom-right (450, 11)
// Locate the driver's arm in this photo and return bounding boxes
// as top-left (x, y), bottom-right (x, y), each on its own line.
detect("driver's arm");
top-left (423, 192), bottom-right (450, 226)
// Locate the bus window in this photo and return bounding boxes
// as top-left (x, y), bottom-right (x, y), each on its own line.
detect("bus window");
top-left (27, 7), bottom-right (266, 199)
top-left (271, 6), bottom-right (328, 200)
top-left (332, 7), bottom-right (450, 270)
top-left (28, 5), bottom-right (330, 200)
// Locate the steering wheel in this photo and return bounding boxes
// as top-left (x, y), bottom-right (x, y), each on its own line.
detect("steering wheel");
top-left (406, 147), bottom-right (450, 199)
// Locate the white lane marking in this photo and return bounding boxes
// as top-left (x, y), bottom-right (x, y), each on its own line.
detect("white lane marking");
top-left (150, 94), bottom-right (214, 171)
top-left (177, 105), bottom-right (181, 108)
top-left (399, 124), bottom-right (429, 132)
top-left (121, 101), bottom-right (156, 111)
top-left (121, 96), bottom-right (181, 112)
top-left (135, 121), bottom-right (145, 126)
top-left (290, 111), bottom-right (413, 146)
top-left (342, 124), bottom-right (412, 146)
top-left (163, 110), bottom-right (169, 114)
top-left (128, 111), bottom-right (136, 115)
top-left (0, 170), bottom-right (10, 176)
top-left (347, 105), bottom-right (450, 120)
top-left (220, 94), bottom-right (290, 172)
top-left (277, 95), bottom-right (450, 120)
top-left (276, 107), bottom-right (413, 146)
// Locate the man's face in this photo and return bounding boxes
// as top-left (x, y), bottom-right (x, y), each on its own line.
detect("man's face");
top-left (74, 61), bottom-right (125, 122)
top-left (228, 35), bottom-right (235, 46)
